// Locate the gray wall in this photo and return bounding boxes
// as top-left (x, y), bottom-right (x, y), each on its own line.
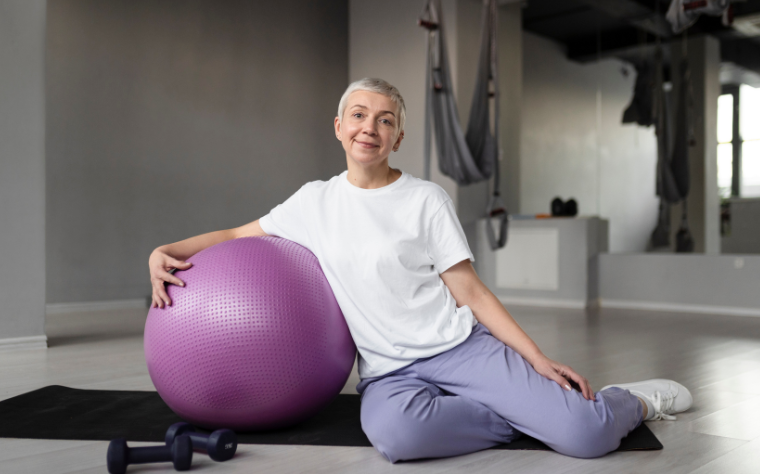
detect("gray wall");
top-left (46, 0), bottom-right (348, 304)
top-left (521, 33), bottom-right (660, 253)
top-left (0, 0), bottom-right (47, 340)
top-left (722, 198), bottom-right (760, 254)
top-left (599, 253), bottom-right (760, 316)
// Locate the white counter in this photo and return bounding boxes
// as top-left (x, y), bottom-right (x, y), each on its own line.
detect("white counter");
top-left (471, 216), bottom-right (608, 309)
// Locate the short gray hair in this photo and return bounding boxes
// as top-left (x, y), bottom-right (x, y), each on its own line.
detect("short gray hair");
top-left (337, 78), bottom-right (406, 132)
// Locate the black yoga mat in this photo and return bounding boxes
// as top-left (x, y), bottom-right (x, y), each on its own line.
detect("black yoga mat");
top-left (0, 386), bottom-right (662, 452)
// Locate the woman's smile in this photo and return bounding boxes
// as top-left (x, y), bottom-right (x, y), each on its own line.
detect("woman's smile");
top-left (356, 140), bottom-right (379, 149)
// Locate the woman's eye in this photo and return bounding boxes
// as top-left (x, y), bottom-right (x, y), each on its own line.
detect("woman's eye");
top-left (353, 113), bottom-right (363, 118)
top-left (381, 119), bottom-right (392, 125)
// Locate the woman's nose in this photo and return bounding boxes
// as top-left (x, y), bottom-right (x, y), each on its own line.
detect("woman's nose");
top-left (362, 122), bottom-right (378, 135)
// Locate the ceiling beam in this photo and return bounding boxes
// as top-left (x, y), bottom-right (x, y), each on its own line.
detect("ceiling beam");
top-left (574, 0), bottom-right (673, 38)
top-left (568, 29), bottom-right (760, 77)
top-left (525, 0), bottom-right (760, 76)
top-left (567, 15), bottom-right (733, 61)
top-left (567, 27), bottom-right (657, 62)
top-left (721, 38), bottom-right (760, 74)
top-left (523, 6), bottom-right (593, 28)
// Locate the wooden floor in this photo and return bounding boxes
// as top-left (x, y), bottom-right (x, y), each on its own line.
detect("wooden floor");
top-left (2, 305), bottom-right (760, 473)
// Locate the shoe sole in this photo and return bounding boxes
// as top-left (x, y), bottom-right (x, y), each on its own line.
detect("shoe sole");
top-left (600, 378), bottom-right (678, 392)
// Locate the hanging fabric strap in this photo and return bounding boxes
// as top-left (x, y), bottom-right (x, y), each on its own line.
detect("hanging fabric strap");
top-left (653, 46), bottom-right (682, 204)
top-left (420, 0), bottom-right (507, 250)
top-left (672, 34), bottom-right (695, 252)
top-left (649, 35), bottom-right (695, 251)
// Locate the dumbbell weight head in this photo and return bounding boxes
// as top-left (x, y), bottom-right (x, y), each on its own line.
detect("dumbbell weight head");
top-left (166, 422), bottom-right (238, 462)
top-left (170, 436), bottom-right (194, 471)
top-left (107, 438), bottom-right (129, 474)
top-left (165, 422), bottom-right (196, 444)
top-left (201, 429), bottom-right (237, 462)
top-left (107, 435), bottom-right (192, 474)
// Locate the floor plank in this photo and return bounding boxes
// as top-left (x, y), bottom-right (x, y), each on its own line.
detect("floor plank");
top-left (691, 436), bottom-right (760, 474)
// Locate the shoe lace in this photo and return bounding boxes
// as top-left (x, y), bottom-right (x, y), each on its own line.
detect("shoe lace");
top-left (650, 390), bottom-right (677, 421)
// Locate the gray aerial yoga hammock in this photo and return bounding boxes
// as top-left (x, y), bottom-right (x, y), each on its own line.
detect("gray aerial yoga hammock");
top-left (624, 42), bottom-right (694, 252)
top-left (419, 0), bottom-right (508, 251)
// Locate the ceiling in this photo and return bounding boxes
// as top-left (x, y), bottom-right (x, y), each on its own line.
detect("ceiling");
top-left (521, 0), bottom-right (760, 78)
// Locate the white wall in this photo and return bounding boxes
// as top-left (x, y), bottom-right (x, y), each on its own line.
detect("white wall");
top-left (521, 33), bottom-right (659, 253)
top-left (0, 0), bottom-right (47, 343)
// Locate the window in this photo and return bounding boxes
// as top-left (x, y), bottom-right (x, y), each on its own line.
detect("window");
top-left (718, 84), bottom-right (760, 198)
top-left (740, 85), bottom-right (760, 197)
top-left (717, 93), bottom-right (733, 198)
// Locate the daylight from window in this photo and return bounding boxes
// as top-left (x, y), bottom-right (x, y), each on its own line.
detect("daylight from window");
top-left (740, 84), bottom-right (760, 197)
top-left (717, 93), bottom-right (733, 198)
top-left (718, 85), bottom-right (760, 198)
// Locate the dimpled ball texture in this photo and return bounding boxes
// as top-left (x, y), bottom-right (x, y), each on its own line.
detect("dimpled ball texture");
top-left (144, 236), bottom-right (357, 431)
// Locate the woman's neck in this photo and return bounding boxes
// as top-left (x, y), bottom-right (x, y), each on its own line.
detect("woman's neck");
top-left (345, 164), bottom-right (401, 190)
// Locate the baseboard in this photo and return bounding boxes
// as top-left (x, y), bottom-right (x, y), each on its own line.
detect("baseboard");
top-left (496, 296), bottom-right (588, 309)
top-left (600, 299), bottom-right (760, 318)
top-left (46, 298), bottom-right (148, 315)
top-left (0, 335), bottom-right (48, 352)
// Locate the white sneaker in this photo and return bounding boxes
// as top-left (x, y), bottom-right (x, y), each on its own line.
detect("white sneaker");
top-left (601, 379), bottom-right (692, 421)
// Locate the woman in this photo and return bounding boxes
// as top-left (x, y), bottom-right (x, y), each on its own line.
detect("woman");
top-left (149, 78), bottom-right (692, 463)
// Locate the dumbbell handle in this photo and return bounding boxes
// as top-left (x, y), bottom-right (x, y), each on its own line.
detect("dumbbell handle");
top-left (128, 445), bottom-right (172, 464)
top-left (187, 432), bottom-right (211, 446)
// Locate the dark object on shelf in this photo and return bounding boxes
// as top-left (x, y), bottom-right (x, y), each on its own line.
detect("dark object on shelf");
top-left (551, 197), bottom-right (565, 216)
top-left (551, 197), bottom-right (578, 217)
top-left (564, 199), bottom-right (578, 217)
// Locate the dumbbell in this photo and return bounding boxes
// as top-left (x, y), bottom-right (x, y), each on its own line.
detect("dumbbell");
top-left (165, 422), bottom-right (238, 462)
top-left (107, 435), bottom-right (192, 474)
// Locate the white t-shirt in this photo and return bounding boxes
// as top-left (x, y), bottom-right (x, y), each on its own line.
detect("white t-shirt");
top-left (259, 169), bottom-right (476, 379)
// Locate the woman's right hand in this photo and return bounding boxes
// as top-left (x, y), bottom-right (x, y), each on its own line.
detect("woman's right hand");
top-left (149, 248), bottom-right (193, 309)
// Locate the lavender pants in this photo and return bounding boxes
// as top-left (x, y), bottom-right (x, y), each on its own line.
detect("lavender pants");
top-left (356, 323), bottom-right (643, 463)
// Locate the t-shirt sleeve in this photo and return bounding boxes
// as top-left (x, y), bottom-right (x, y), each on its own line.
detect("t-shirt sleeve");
top-left (427, 199), bottom-right (475, 274)
top-left (258, 184), bottom-right (311, 249)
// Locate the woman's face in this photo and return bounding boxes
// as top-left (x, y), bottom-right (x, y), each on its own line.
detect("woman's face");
top-left (334, 91), bottom-right (404, 168)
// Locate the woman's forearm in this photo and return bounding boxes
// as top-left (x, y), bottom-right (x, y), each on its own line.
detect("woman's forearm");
top-left (157, 229), bottom-right (236, 261)
top-left (469, 289), bottom-right (545, 365)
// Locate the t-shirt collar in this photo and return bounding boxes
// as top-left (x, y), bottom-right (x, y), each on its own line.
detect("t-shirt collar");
top-left (340, 169), bottom-right (407, 195)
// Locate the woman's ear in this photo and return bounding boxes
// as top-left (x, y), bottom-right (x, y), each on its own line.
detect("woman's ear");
top-left (393, 130), bottom-right (405, 152)
top-left (334, 116), bottom-right (342, 140)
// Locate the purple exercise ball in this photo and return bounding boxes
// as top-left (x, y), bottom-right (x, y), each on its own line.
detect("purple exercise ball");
top-left (144, 236), bottom-right (356, 431)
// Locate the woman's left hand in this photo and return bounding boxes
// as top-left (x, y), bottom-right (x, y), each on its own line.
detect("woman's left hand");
top-left (530, 356), bottom-right (596, 401)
